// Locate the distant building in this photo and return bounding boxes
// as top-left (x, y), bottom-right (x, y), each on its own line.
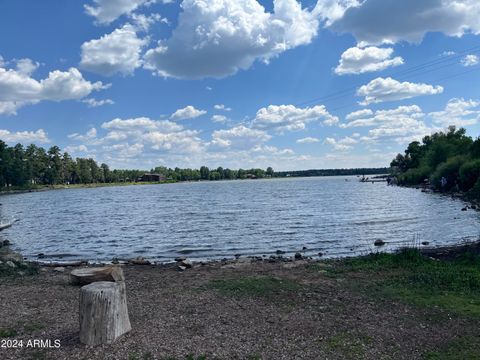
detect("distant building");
top-left (138, 173), bottom-right (165, 182)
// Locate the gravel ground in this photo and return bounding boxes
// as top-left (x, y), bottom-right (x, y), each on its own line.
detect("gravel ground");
top-left (0, 259), bottom-right (476, 360)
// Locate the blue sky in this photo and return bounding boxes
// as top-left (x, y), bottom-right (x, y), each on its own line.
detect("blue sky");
top-left (1, 0), bottom-right (480, 170)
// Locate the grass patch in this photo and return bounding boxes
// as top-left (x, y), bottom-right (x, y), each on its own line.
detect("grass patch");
top-left (208, 276), bottom-right (299, 298)
top-left (0, 328), bottom-right (17, 338)
top-left (319, 248), bottom-right (480, 317)
top-left (0, 261), bottom-right (39, 278)
top-left (423, 336), bottom-right (480, 359)
top-left (324, 332), bottom-right (372, 359)
top-left (23, 322), bottom-right (46, 333)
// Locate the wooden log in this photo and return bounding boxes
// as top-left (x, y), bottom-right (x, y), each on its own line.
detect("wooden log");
top-left (79, 281), bottom-right (131, 346)
top-left (70, 266), bottom-right (125, 286)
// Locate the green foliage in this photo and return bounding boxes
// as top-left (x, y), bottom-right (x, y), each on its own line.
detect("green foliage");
top-left (423, 336), bottom-right (480, 360)
top-left (392, 127), bottom-right (480, 199)
top-left (0, 328), bottom-right (17, 338)
top-left (328, 247), bottom-right (480, 317)
top-left (459, 159), bottom-right (480, 191)
top-left (430, 156), bottom-right (467, 190)
top-left (0, 139), bottom-right (276, 188)
top-left (209, 276), bottom-right (299, 297)
top-left (397, 165), bottom-right (431, 185)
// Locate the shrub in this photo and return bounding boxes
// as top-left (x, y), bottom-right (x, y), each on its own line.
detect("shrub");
top-left (466, 178), bottom-right (480, 201)
top-left (397, 166), bottom-right (431, 185)
top-left (430, 155), bottom-right (467, 190)
top-left (459, 159), bottom-right (480, 191)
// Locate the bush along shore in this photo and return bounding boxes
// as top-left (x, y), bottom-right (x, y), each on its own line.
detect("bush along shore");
top-left (391, 126), bottom-right (480, 206)
top-left (2, 239), bottom-right (480, 359)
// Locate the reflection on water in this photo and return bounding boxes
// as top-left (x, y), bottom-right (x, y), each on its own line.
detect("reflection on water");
top-left (1, 177), bottom-right (479, 262)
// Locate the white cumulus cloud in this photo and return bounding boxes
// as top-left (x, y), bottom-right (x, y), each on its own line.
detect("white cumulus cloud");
top-left (296, 137), bottom-right (320, 144)
top-left (252, 104), bottom-right (338, 132)
top-left (143, 0), bottom-right (319, 79)
top-left (0, 129), bottom-right (50, 144)
top-left (0, 58), bottom-right (106, 115)
top-left (429, 98), bottom-right (480, 127)
top-left (170, 105), bottom-right (207, 120)
top-left (324, 0), bottom-right (480, 45)
top-left (461, 54), bottom-right (479, 67)
top-left (80, 24), bottom-right (148, 76)
top-left (356, 77), bottom-right (443, 105)
top-left (84, 0), bottom-right (172, 25)
top-left (335, 46), bottom-right (403, 75)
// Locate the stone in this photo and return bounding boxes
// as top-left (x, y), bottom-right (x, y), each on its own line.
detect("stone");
top-left (174, 256), bottom-right (187, 262)
top-left (275, 250), bottom-right (285, 255)
top-left (53, 267), bottom-right (65, 273)
top-left (177, 265), bottom-right (187, 272)
top-left (374, 239), bottom-right (386, 246)
top-left (2, 240), bottom-right (10, 246)
top-left (302, 246), bottom-right (308, 250)
top-left (421, 241), bottom-right (430, 246)
top-left (318, 252), bottom-right (324, 257)
top-left (179, 259), bottom-right (193, 269)
top-left (294, 252), bottom-right (303, 260)
top-left (6, 260), bottom-right (15, 268)
top-left (129, 257), bottom-right (151, 265)
top-left (37, 253), bottom-right (45, 259)
top-left (461, 207), bottom-right (468, 211)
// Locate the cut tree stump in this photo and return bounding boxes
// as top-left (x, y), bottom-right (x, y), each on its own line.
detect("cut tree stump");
top-left (79, 281), bottom-right (131, 346)
top-left (70, 266), bottom-right (125, 286)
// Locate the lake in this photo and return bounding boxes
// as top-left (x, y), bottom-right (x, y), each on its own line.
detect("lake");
top-left (1, 177), bottom-right (479, 263)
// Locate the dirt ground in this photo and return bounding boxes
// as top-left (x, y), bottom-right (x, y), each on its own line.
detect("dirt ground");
top-left (0, 258), bottom-right (477, 360)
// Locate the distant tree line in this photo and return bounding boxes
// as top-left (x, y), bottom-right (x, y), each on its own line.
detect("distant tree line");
top-left (391, 126), bottom-right (480, 200)
top-left (0, 140), bottom-right (276, 188)
top-left (0, 141), bottom-right (145, 188)
top-left (150, 166), bottom-right (274, 181)
top-left (274, 168), bottom-right (389, 177)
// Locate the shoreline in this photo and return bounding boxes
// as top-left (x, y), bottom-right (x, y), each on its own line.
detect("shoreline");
top-left (1, 240), bottom-right (480, 359)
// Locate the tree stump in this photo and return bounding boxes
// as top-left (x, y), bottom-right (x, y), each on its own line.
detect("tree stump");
top-left (79, 281), bottom-right (131, 346)
top-left (70, 266), bottom-right (125, 286)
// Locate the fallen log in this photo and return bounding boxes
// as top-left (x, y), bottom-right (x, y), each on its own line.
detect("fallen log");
top-left (70, 266), bottom-right (124, 286)
top-left (79, 281), bottom-right (131, 346)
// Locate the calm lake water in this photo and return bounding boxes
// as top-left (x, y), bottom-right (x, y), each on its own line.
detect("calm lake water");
top-left (1, 177), bottom-right (479, 263)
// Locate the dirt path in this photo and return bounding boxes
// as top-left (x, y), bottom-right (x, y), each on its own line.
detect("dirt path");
top-left (0, 259), bottom-right (477, 359)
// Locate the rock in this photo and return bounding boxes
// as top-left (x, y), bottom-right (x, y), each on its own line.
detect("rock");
top-left (53, 267), bottom-right (66, 273)
top-left (294, 252), bottom-right (303, 260)
top-left (302, 246), bottom-right (308, 250)
top-left (129, 257), bottom-right (151, 265)
top-left (174, 256), bottom-right (187, 262)
top-left (111, 258), bottom-right (119, 265)
top-left (470, 204), bottom-right (477, 210)
top-left (179, 259), bottom-right (193, 269)
top-left (37, 253), bottom-right (45, 259)
top-left (421, 241), bottom-right (430, 246)
top-left (2, 240), bottom-right (10, 246)
top-left (461, 207), bottom-right (468, 211)
top-left (318, 252), bottom-right (324, 257)
top-left (374, 239), bottom-right (386, 246)
top-left (177, 265), bottom-right (187, 272)
top-left (275, 250), bottom-right (285, 255)
top-left (234, 254), bottom-right (241, 259)
top-left (6, 260), bottom-right (15, 268)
